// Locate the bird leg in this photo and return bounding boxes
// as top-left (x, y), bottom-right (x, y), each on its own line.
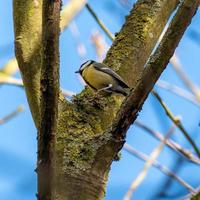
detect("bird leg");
top-left (97, 84), bottom-right (113, 92)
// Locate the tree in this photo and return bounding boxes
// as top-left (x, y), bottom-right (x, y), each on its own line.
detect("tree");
top-left (4, 0), bottom-right (199, 199)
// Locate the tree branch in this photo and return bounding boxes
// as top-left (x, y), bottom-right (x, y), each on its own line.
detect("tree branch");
top-left (156, 80), bottom-right (200, 107)
top-left (110, 0), bottom-right (200, 143)
top-left (55, 1), bottom-right (181, 199)
top-left (0, 106), bottom-right (24, 125)
top-left (152, 90), bottom-right (200, 157)
top-left (124, 144), bottom-right (196, 195)
top-left (13, 0), bottom-right (42, 128)
top-left (0, 76), bottom-right (23, 87)
top-left (60, 0), bottom-right (87, 32)
top-left (134, 120), bottom-right (200, 164)
top-left (13, 0), bottom-right (87, 128)
top-left (0, 58), bottom-right (18, 76)
top-left (85, 3), bottom-right (114, 41)
top-left (85, 0), bottom-right (200, 161)
top-left (104, 0), bottom-right (180, 87)
top-left (124, 126), bottom-right (176, 199)
top-left (171, 54), bottom-right (200, 101)
top-left (37, 0), bottom-right (61, 199)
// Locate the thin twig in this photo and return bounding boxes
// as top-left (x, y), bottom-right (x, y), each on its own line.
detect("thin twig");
top-left (60, 0), bottom-right (87, 32)
top-left (0, 58), bottom-right (18, 75)
top-left (0, 76), bottom-right (23, 87)
top-left (182, 186), bottom-right (200, 200)
top-left (154, 156), bottom-right (185, 199)
top-left (3, 0), bottom-right (88, 80)
top-left (152, 90), bottom-right (200, 158)
top-left (0, 59), bottom-right (21, 87)
top-left (124, 126), bottom-right (176, 200)
top-left (0, 76), bottom-right (75, 98)
top-left (91, 30), bottom-right (109, 61)
top-left (0, 106), bottom-right (24, 125)
top-left (109, 0), bottom-right (200, 142)
top-left (170, 54), bottom-right (200, 102)
top-left (124, 143), bottom-right (196, 194)
top-left (88, 2), bottom-right (199, 111)
top-left (85, 3), bottom-right (115, 41)
top-left (135, 120), bottom-right (200, 164)
top-left (87, 0), bottom-right (200, 161)
top-left (156, 80), bottom-right (200, 107)
top-left (61, 89), bottom-right (76, 97)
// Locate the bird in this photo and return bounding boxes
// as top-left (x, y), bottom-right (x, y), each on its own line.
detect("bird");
top-left (75, 60), bottom-right (130, 96)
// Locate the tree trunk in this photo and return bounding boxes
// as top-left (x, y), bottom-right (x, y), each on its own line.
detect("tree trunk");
top-left (13, 0), bottom-right (200, 199)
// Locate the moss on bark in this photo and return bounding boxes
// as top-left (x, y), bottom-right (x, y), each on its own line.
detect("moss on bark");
top-left (13, 0), bottom-right (183, 199)
top-left (13, 0), bottom-right (42, 128)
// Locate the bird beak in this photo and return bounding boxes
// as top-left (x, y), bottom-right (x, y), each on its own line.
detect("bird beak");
top-left (75, 70), bottom-right (80, 73)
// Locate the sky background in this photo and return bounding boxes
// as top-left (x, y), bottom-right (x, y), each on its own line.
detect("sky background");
top-left (0, 0), bottom-right (200, 200)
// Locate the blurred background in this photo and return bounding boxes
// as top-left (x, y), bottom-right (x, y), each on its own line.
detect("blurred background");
top-left (0, 0), bottom-right (200, 199)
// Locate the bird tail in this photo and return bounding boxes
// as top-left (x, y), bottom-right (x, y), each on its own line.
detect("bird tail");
top-left (115, 86), bottom-right (130, 96)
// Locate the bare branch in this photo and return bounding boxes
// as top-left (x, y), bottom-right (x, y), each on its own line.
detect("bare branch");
top-left (91, 30), bottom-right (109, 61)
top-left (182, 187), bottom-right (200, 200)
top-left (13, 0), bottom-right (87, 128)
top-left (86, 3), bottom-right (114, 41)
top-left (152, 90), bottom-right (200, 157)
top-left (0, 106), bottom-right (24, 125)
top-left (60, 0), bottom-right (87, 32)
top-left (0, 76), bottom-right (23, 87)
top-left (0, 76), bottom-right (75, 99)
top-left (124, 143), bottom-right (196, 194)
top-left (86, 1), bottom-right (189, 131)
top-left (124, 126), bottom-right (176, 200)
top-left (26, 0), bottom-right (192, 198)
top-left (156, 80), bottom-right (200, 106)
top-left (170, 54), bottom-right (200, 101)
top-left (0, 58), bottom-right (18, 75)
top-left (62, 89), bottom-right (76, 97)
top-left (135, 120), bottom-right (200, 165)
top-left (110, 0), bottom-right (200, 145)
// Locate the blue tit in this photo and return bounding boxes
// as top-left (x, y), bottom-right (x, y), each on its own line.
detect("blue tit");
top-left (75, 60), bottom-right (130, 96)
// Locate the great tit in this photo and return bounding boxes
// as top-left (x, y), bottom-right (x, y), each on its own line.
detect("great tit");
top-left (75, 60), bottom-right (130, 96)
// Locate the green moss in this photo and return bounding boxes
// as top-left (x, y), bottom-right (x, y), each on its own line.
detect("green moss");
top-left (56, 89), bottom-right (125, 174)
top-left (13, 0), bottom-right (42, 128)
top-left (191, 194), bottom-right (200, 200)
top-left (49, 0), bottom-right (181, 198)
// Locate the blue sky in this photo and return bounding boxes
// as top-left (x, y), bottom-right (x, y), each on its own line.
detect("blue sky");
top-left (0, 1), bottom-right (200, 199)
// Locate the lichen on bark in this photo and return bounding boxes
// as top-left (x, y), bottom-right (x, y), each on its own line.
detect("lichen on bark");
top-left (54, 1), bottom-right (181, 199)
top-left (13, 0), bottom-right (42, 128)
top-left (13, 0), bottom-right (185, 199)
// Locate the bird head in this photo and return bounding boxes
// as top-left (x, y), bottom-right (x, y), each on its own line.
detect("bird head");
top-left (75, 60), bottom-right (95, 74)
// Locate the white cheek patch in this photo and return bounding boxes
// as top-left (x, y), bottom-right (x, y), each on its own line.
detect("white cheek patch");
top-left (80, 61), bottom-right (92, 71)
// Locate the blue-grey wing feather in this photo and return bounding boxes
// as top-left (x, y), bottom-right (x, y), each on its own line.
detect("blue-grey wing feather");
top-left (93, 63), bottom-right (129, 88)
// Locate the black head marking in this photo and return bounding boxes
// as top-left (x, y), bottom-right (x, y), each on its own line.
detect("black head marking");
top-left (79, 60), bottom-right (94, 72)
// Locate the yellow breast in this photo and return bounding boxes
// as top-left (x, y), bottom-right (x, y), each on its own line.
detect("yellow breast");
top-left (82, 66), bottom-right (115, 90)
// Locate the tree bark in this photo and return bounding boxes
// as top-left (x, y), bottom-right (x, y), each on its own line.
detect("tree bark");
top-left (13, 0), bottom-right (42, 128)
top-left (13, 0), bottom-right (200, 199)
top-left (54, 1), bottom-right (181, 199)
top-left (37, 0), bottom-right (61, 200)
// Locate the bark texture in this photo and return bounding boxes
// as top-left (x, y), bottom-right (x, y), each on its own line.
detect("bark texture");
top-left (13, 0), bottom-right (42, 128)
top-left (13, 0), bottom-right (200, 199)
top-left (55, 1), bottom-right (180, 199)
top-left (37, 0), bottom-right (61, 200)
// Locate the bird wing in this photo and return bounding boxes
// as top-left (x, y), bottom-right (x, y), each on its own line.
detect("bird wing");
top-left (94, 62), bottom-right (130, 88)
